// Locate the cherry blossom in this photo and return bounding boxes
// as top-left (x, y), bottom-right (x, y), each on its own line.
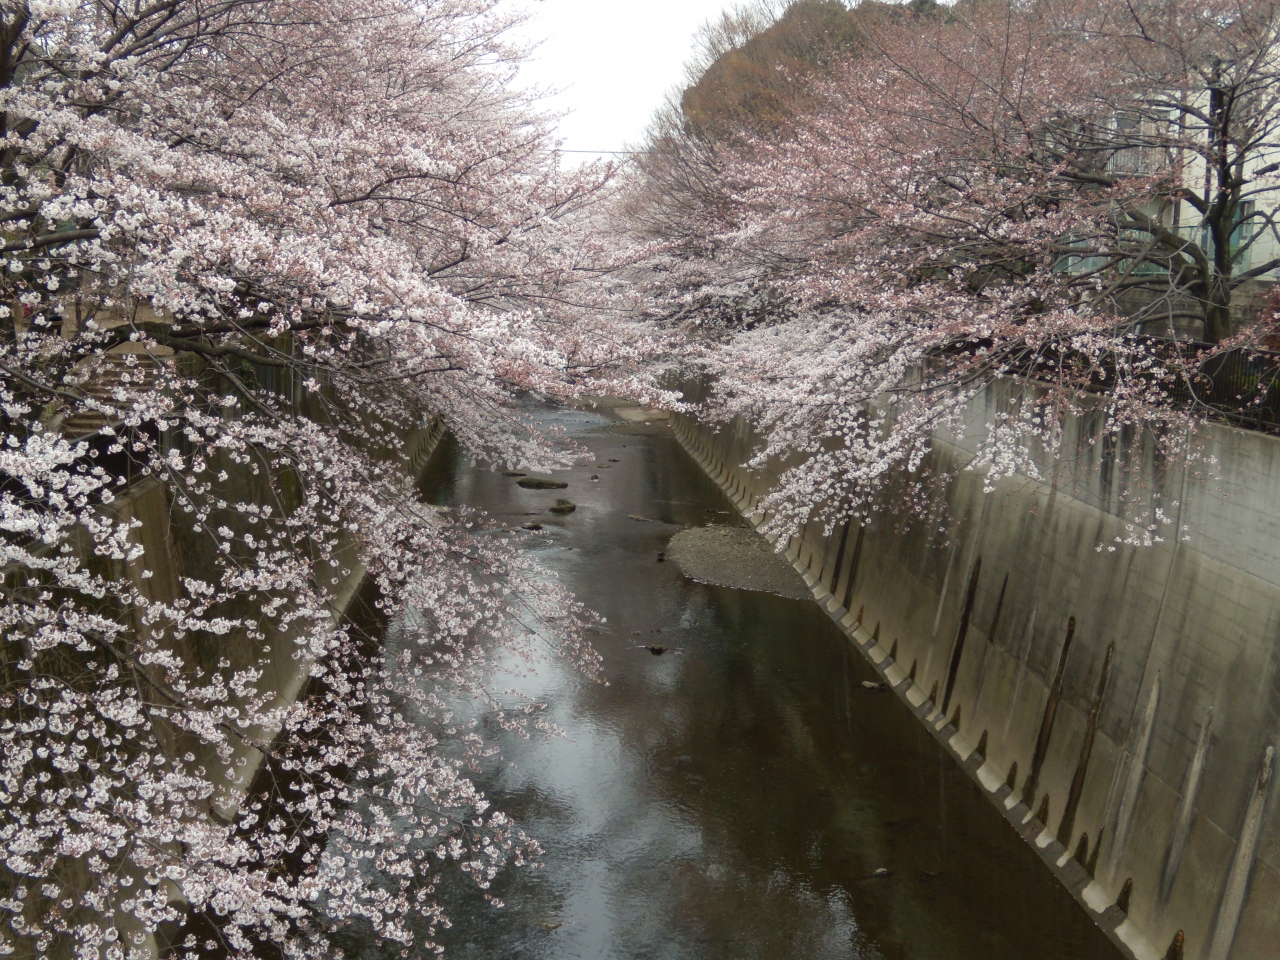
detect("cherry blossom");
top-left (0, 0), bottom-right (661, 956)
top-left (618, 0), bottom-right (1280, 544)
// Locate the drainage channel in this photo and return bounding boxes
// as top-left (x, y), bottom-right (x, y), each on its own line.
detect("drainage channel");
top-left (343, 403), bottom-right (1120, 960)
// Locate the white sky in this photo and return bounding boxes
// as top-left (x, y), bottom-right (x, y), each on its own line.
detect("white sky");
top-left (507, 0), bottom-right (736, 161)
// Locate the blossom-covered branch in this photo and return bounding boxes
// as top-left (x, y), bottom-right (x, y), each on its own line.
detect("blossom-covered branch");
top-left (0, 0), bottom-right (659, 957)
top-left (618, 0), bottom-right (1280, 542)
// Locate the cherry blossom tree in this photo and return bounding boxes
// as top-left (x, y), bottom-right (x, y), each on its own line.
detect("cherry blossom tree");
top-left (620, 0), bottom-right (1280, 544)
top-left (0, 1), bottom-right (653, 957)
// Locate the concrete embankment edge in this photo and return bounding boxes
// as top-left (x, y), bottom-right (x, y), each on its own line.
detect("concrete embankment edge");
top-left (214, 415), bottom-right (451, 815)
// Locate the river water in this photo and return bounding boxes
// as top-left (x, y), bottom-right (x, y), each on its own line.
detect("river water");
top-left (382, 405), bottom-right (1118, 960)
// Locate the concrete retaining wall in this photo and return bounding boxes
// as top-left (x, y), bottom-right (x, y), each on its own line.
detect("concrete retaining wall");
top-left (110, 416), bottom-right (449, 821)
top-left (3, 416), bottom-right (452, 960)
top-left (671, 382), bottom-right (1280, 960)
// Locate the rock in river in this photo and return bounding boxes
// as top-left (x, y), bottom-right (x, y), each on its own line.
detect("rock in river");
top-left (517, 477), bottom-right (568, 490)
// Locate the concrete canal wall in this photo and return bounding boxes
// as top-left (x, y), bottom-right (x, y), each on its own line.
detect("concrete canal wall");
top-left (672, 380), bottom-right (1280, 960)
top-left (106, 416), bottom-right (448, 822)
top-left (41, 417), bottom-right (450, 960)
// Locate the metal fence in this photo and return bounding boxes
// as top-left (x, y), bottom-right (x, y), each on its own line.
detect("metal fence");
top-left (942, 335), bottom-right (1280, 435)
top-left (1171, 341), bottom-right (1280, 432)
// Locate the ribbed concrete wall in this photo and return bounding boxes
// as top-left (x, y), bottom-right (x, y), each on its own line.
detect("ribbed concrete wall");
top-left (671, 381), bottom-right (1280, 960)
top-left (51, 418), bottom-right (450, 959)
top-left (106, 417), bottom-right (448, 818)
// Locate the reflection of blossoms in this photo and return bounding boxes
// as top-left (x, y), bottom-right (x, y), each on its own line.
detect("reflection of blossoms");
top-left (0, 0), bottom-right (656, 956)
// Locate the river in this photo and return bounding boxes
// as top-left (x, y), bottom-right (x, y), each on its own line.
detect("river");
top-left (366, 403), bottom-right (1119, 960)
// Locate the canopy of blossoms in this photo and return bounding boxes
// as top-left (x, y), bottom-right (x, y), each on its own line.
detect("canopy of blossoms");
top-left (0, 0), bottom-right (662, 957)
top-left (618, 0), bottom-right (1280, 544)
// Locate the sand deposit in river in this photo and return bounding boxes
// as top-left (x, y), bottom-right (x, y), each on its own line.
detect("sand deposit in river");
top-left (667, 524), bottom-right (811, 600)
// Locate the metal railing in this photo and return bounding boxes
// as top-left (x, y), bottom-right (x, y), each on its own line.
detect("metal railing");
top-left (1169, 341), bottom-right (1280, 431)
top-left (937, 334), bottom-right (1280, 434)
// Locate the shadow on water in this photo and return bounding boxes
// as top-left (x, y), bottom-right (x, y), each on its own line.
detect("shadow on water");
top-left (346, 406), bottom-right (1120, 960)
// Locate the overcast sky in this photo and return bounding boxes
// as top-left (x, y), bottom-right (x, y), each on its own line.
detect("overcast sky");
top-left (508, 0), bottom-right (737, 161)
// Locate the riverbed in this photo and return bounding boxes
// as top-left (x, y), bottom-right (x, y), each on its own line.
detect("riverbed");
top-left (371, 404), bottom-right (1118, 960)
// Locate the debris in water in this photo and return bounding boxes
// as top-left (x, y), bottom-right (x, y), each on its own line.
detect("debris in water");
top-left (503, 471), bottom-right (527, 477)
top-left (591, 474), bottom-right (600, 480)
top-left (520, 522), bottom-right (542, 531)
top-left (549, 499), bottom-right (576, 514)
top-left (517, 477), bottom-right (568, 490)
top-left (656, 552), bottom-right (666, 562)
top-left (538, 921), bottom-right (562, 931)
top-left (608, 458), bottom-right (620, 462)
top-left (627, 514), bottom-right (654, 522)
top-left (871, 868), bottom-right (891, 879)
top-left (861, 681), bottom-right (888, 692)
top-left (646, 645), bottom-right (668, 656)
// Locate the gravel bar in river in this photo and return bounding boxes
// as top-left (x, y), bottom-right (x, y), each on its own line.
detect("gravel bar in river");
top-left (667, 524), bottom-right (812, 600)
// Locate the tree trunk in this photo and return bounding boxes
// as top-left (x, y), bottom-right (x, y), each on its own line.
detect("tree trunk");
top-left (1202, 279), bottom-right (1233, 344)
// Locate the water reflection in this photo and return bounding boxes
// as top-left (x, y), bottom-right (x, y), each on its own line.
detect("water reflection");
top-left (350, 406), bottom-right (1117, 960)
